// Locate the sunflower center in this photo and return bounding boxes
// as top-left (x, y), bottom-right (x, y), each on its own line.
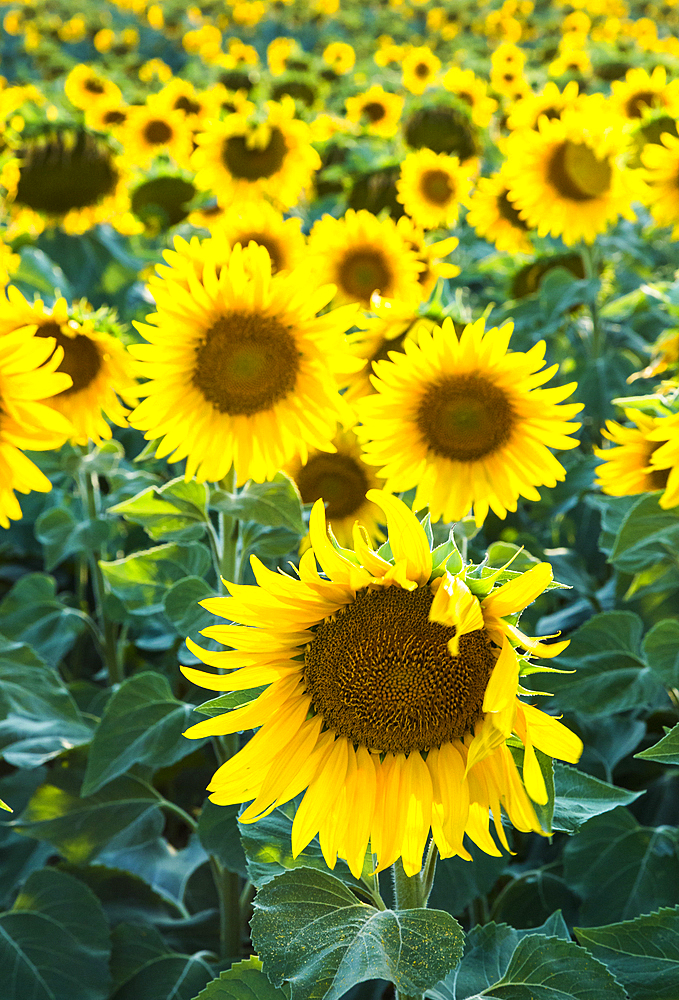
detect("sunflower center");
top-left (192, 311), bottom-right (300, 415)
top-left (304, 585), bottom-right (495, 753)
top-left (16, 132), bottom-right (119, 215)
top-left (84, 78), bottom-right (105, 94)
top-left (416, 372), bottom-right (515, 462)
top-left (221, 128), bottom-right (288, 180)
top-left (548, 140), bottom-right (612, 201)
top-left (497, 190), bottom-right (530, 230)
top-left (420, 168), bottom-right (455, 205)
top-left (362, 101), bottom-right (387, 123)
top-left (647, 443), bottom-right (671, 491)
top-left (175, 95), bottom-right (202, 116)
top-left (233, 232), bottom-right (284, 271)
top-left (296, 452), bottom-right (369, 521)
top-left (144, 119), bottom-right (173, 145)
top-left (338, 248), bottom-right (392, 305)
top-left (35, 322), bottom-right (102, 396)
top-left (625, 90), bottom-right (657, 118)
top-left (103, 109), bottom-right (127, 125)
top-left (415, 62), bottom-right (430, 79)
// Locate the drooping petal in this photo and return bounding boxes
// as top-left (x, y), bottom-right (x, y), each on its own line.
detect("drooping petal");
top-left (481, 561), bottom-right (554, 618)
top-left (429, 572), bottom-right (484, 655)
top-left (366, 489), bottom-right (432, 585)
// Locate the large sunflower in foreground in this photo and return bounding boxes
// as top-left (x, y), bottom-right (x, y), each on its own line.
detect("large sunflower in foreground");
top-left (0, 289), bottom-right (137, 444)
top-left (0, 326), bottom-right (73, 528)
top-left (182, 491), bottom-right (582, 876)
top-left (503, 107), bottom-right (644, 245)
top-left (595, 408), bottom-right (679, 509)
top-left (358, 317), bottom-right (583, 524)
top-left (128, 242), bottom-right (362, 485)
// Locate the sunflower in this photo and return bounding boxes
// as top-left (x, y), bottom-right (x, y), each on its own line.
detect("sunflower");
top-left (0, 324), bottom-right (73, 528)
top-left (609, 66), bottom-right (679, 122)
top-left (128, 242), bottom-right (362, 485)
top-left (119, 97), bottom-right (193, 169)
top-left (404, 104), bottom-right (480, 169)
top-left (642, 131), bottom-right (679, 237)
top-left (191, 99), bottom-right (320, 210)
top-left (595, 409), bottom-right (679, 509)
top-left (441, 67), bottom-right (498, 128)
top-left (306, 209), bottom-right (424, 308)
top-left (344, 85), bottom-right (404, 138)
top-left (358, 317), bottom-right (583, 525)
top-left (181, 491), bottom-right (582, 877)
top-left (0, 241), bottom-right (19, 286)
top-left (212, 201), bottom-right (307, 273)
top-left (322, 42), bottom-right (355, 75)
top-left (395, 216), bottom-right (460, 297)
top-left (506, 80), bottom-right (582, 131)
top-left (84, 101), bottom-right (130, 135)
top-left (503, 107), bottom-right (644, 245)
top-left (0, 289), bottom-right (136, 445)
top-left (156, 78), bottom-right (222, 128)
top-left (64, 64), bottom-right (122, 111)
top-left (130, 170), bottom-right (197, 233)
top-left (286, 428), bottom-right (384, 547)
top-left (548, 48), bottom-right (592, 79)
top-left (402, 46), bottom-right (441, 96)
top-left (396, 148), bottom-right (471, 230)
top-left (466, 171), bottom-right (533, 254)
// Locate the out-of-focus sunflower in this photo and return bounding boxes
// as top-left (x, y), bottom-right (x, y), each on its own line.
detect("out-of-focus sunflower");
top-left (595, 409), bottom-right (679, 509)
top-left (156, 78), bottom-right (222, 128)
top-left (629, 328), bottom-right (679, 382)
top-left (396, 148), bottom-right (471, 229)
top-left (192, 99), bottom-right (320, 210)
top-left (85, 101), bottom-right (130, 135)
top-left (0, 289), bottom-right (136, 445)
top-left (129, 169), bottom-right (197, 234)
top-left (267, 37), bottom-right (299, 76)
top-left (506, 80), bottom-right (582, 131)
top-left (642, 131), bottom-right (679, 237)
top-left (402, 45), bottom-right (441, 95)
top-left (182, 491), bottom-right (582, 877)
top-left (503, 107), bottom-right (644, 245)
top-left (609, 66), bottom-right (679, 122)
top-left (441, 67), bottom-right (498, 128)
top-left (322, 42), bottom-right (355, 75)
top-left (0, 324), bottom-right (73, 528)
top-left (0, 241), bottom-right (20, 287)
top-left (359, 317), bottom-right (583, 524)
top-left (129, 242), bottom-right (362, 485)
top-left (548, 47), bottom-right (592, 79)
top-left (212, 201), bottom-right (306, 272)
top-left (286, 428), bottom-right (384, 547)
top-left (395, 216), bottom-right (460, 297)
top-left (64, 64), bottom-right (122, 111)
top-left (466, 171), bottom-right (533, 254)
top-left (119, 97), bottom-right (193, 169)
top-left (344, 85), bottom-right (404, 138)
top-left (404, 103), bottom-right (480, 170)
top-left (307, 209), bottom-right (424, 308)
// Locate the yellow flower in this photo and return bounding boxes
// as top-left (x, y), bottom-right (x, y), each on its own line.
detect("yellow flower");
top-left (396, 148), bottom-right (472, 230)
top-left (402, 45), bottom-right (441, 95)
top-left (210, 201), bottom-right (307, 273)
top-left (64, 65), bottom-right (122, 110)
top-left (191, 99), bottom-right (320, 210)
top-left (441, 67), bottom-right (498, 128)
top-left (306, 209), bottom-right (424, 308)
top-left (548, 48), bottom-right (592, 78)
top-left (182, 491), bottom-right (581, 876)
top-left (609, 66), bottom-right (679, 121)
top-left (129, 241), bottom-right (362, 485)
top-left (395, 216), bottom-right (460, 297)
top-left (359, 317), bottom-right (583, 524)
top-left (466, 171), bottom-right (533, 254)
top-left (84, 101), bottom-right (130, 135)
top-left (503, 106), bottom-right (644, 245)
top-left (595, 409), bottom-right (679, 509)
top-left (344, 85), bottom-right (404, 138)
top-left (323, 42), bottom-right (355, 75)
top-left (156, 78), bottom-right (222, 128)
top-left (642, 131), bottom-right (679, 237)
top-left (506, 80), bottom-right (582, 131)
top-left (267, 37), bottom-right (298, 76)
top-left (118, 97), bottom-right (193, 169)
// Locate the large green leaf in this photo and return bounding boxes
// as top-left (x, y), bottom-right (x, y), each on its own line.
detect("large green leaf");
top-left (0, 575), bottom-right (87, 666)
top-left (111, 953), bottom-right (215, 1000)
top-left (198, 801), bottom-right (247, 877)
top-left (0, 867), bottom-right (111, 1000)
top-left (82, 672), bottom-right (204, 795)
top-left (563, 807), bottom-right (679, 925)
top-left (210, 474), bottom-right (305, 535)
top-left (100, 543), bottom-right (211, 615)
top-left (641, 619), bottom-right (679, 688)
top-left (192, 956), bottom-right (287, 1000)
top-left (551, 763), bottom-right (642, 835)
top-left (109, 477), bottom-right (210, 543)
top-left (428, 839), bottom-right (508, 917)
top-left (250, 866), bottom-right (464, 1000)
top-left (609, 494), bottom-right (679, 574)
top-left (0, 639), bottom-right (92, 767)
top-left (163, 576), bottom-right (216, 636)
top-left (576, 906), bottom-right (679, 1000)
top-left (635, 722), bottom-right (679, 765)
top-left (110, 922), bottom-right (172, 989)
top-left (0, 768), bottom-right (53, 910)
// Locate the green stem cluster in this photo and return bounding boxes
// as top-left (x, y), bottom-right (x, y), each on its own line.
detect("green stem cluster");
top-left (580, 242), bottom-right (604, 360)
top-left (392, 844), bottom-right (439, 1000)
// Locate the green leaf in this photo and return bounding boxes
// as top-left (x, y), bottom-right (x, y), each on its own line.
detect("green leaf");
top-left (100, 543), bottom-right (211, 615)
top-left (111, 953), bottom-right (214, 1000)
top-left (609, 494), bottom-right (679, 574)
top-left (551, 763), bottom-right (643, 835)
top-left (542, 611), bottom-right (667, 715)
top-left (198, 801), bottom-right (247, 877)
top-left (641, 619), bottom-right (679, 688)
top-left (492, 873), bottom-right (580, 931)
top-left (0, 867), bottom-right (111, 1000)
top-left (110, 922), bottom-right (171, 990)
top-left (163, 576), bottom-right (216, 636)
top-left (109, 477), bottom-right (210, 543)
top-left (0, 638), bottom-right (93, 767)
top-left (211, 474), bottom-right (305, 535)
top-left (0, 574), bottom-right (87, 666)
top-left (192, 956), bottom-right (287, 1000)
top-left (428, 838), bottom-right (508, 917)
top-left (13, 245), bottom-right (72, 296)
top-left (250, 866), bottom-right (464, 1000)
top-left (563, 807), bottom-right (679, 925)
top-left (576, 906), bottom-right (679, 1000)
top-left (635, 722), bottom-right (679, 764)
top-left (35, 506), bottom-right (110, 572)
top-left (82, 672), bottom-right (205, 795)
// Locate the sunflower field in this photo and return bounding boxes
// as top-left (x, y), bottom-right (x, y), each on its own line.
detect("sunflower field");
top-left (2, 0), bottom-right (679, 997)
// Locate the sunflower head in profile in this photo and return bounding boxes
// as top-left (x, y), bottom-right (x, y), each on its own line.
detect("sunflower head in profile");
top-left (130, 170), bottom-right (197, 234)
top-left (307, 209), bottom-right (424, 308)
top-left (594, 408), bottom-right (679, 510)
top-left (466, 171), bottom-right (533, 254)
top-left (404, 103), bottom-right (480, 168)
top-left (609, 66), bottom-right (679, 122)
top-left (402, 45), bottom-right (442, 95)
top-left (344, 85), bottom-right (405, 138)
top-left (397, 148), bottom-right (472, 230)
top-left (191, 98), bottom-right (320, 210)
top-left (64, 64), bottom-right (122, 111)
top-left (212, 200), bottom-right (307, 273)
top-left (181, 490), bottom-right (582, 877)
top-left (0, 288), bottom-right (136, 445)
top-left (503, 105), bottom-right (645, 245)
top-left (358, 316), bottom-right (583, 525)
top-left (129, 240), bottom-right (363, 485)
top-left (642, 130), bottom-right (679, 238)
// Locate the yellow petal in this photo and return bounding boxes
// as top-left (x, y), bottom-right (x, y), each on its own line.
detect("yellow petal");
top-left (309, 499), bottom-right (371, 587)
top-left (429, 572), bottom-right (484, 656)
top-left (292, 736), bottom-right (350, 858)
top-left (482, 562), bottom-right (553, 618)
top-left (520, 702), bottom-right (583, 763)
top-left (366, 490), bottom-right (432, 585)
top-left (483, 637), bottom-right (519, 713)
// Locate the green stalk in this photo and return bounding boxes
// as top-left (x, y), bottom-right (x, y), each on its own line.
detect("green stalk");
top-left (580, 242), bottom-right (603, 360)
top-left (215, 466), bottom-right (238, 593)
top-left (391, 854), bottom-right (436, 1000)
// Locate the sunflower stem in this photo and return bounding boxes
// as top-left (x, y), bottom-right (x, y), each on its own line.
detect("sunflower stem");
top-left (208, 731), bottom-right (242, 961)
top-left (420, 840), bottom-right (439, 906)
top-left (392, 857), bottom-right (427, 910)
top-left (580, 242), bottom-right (603, 360)
top-left (215, 466), bottom-right (238, 593)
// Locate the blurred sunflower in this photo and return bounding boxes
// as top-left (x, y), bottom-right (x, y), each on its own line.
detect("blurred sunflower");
top-left (182, 491), bottom-right (582, 876)
top-left (344, 85), bottom-right (404, 138)
top-left (0, 323), bottom-right (73, 528)
top-left (595, 409), bottom-right (679, 509)
top-left (85, 101), bottom-right (130, 135)
top-left (119, 97), bottom-right (193, 169)
top-left (359, 317), bottom-right (583, 524)
top-left (441, 67), bottom-right (498, 128)
top-left (609, 66), bottom-right (679, 122)
top-left (129, 242), bottom-right (362, 485)
top-left (395, 216), bottom-right (460, 297)
top-left (402, 45), bottom-right (441, 95)
top-left (404, 104), bottom-right (480, 170)
top-left (64, 64), bottom-right (122, 111)
top-left (396, 148), bottom-right (471, 230)
top-left (307, 209), bottom-right (423, 308)
top-left (503, 107), bottom-right (644, 245)
top-left (157, 78), bottom-right (222, 128)
top-left (213, 201), bottom-right (306, 272)
top-left (548, 47), bottom-right (592, 79)
top-left (466, 171), bottom-right (533, 254)
top-left (506, 81), bottom-right (582, 131)
top-left (0, 289), bottom-right (136, 444)
top-left (322, 42), bottom-right (355, 75)
top-left (192, 99), bottom-right (320, 209)
top-left (642, 131), bottom-right (679, 237)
